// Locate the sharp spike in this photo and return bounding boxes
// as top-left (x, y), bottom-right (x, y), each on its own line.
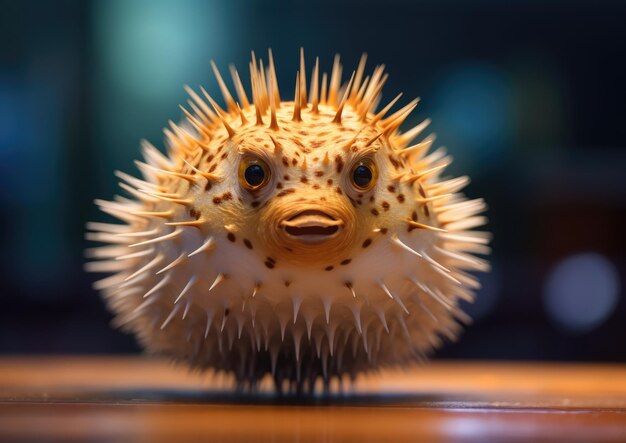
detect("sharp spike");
top-left (395, 118), bottom-right (432, 147)
top-left (130, 209), bottom-right (173, 219)
top-left (299, 47), bottom-right (307, 108)
top-left (292, 72), bottom-right (302, 122)
top-left (140, 140), bottom-right (172, 169)
top-left (415, 193), bottom-right (453, 204)
top-left (415, 162), bottom-right (449, 180)
top-left (407, 219), bottom-right (447, 232)
top-left (129, 228), bottom-right (181, 248)
top-left (364, 131), bottom-right (383, 147)
top-left (374, 308), bottom-right (389, 333)
top-left (320, 72), bottom-right (328, 105)
top-left (165, 219), bottom-right (205, 228)
top-left (182, 158), bottom-right (220, 181)
top-left (156, 252), bottom-right (186, 274)
top-left (210, 60), bottom-right (236, 112)
top-left (369, 93), bottom-right (403, 125)
top-left (269, 135), bottom-right (282, 154)
top-left (184, 85), bottom-right (218, 124)
top-left (383, 100), bottom-right (419, 135)
top-left (236, 102), bottom-right (248, 126)
top-left (310, 57), bottom-right (320, 113)
top-left (229, 64), bottom-right (250, 109)
top-left (160, 303), bottom-right (182, 330)
top-left (202, 89), bottom-right (236, 138)
top-left (268, 71), bottom-right (279, 130)
top-left (135, 160), bottom-right (198, 184)
top-left (292, 296), bottom-right (302, 324)
top-left (332, 71), bottom-right (355, 124)
top-left (322, 151), bottom-right (330, 166)
top-left (143, 274), bottom-right (171, 298)
top-left (175, 275), bottom-right (197, 303)
top-left (209, 272), bottom-right (226, 291)
top-left (390, 234), bottom-right (423, 258)
top-left (399, 135), bottom-right (436, 160)
top-left (379, 281), bottom-right (410, 315)
top-left (345, 281), bottom-right (357, 298)
top-left (322, 296), bottom-right (332, 324)
top-left (350, 53), bottom-right (368, 103)
top-left (178, 105), bottom-right (209, 137)
top-left (188, 237), bottom-right (215, 257)
top-left (328, 54), bottom-right (342, 106)
top-left (359, 73), bottom-right (388, 120)
top-left (349, 304), bottom-right (362, 334)
top-left (267, 49), bottom-right (281, 107)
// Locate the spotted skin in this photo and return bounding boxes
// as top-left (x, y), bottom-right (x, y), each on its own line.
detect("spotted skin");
top-left (86, 51), bottom-right (490, 392)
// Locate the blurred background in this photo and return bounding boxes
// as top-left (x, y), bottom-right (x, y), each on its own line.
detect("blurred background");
top-left (1, 0), bottom-right (624, 361)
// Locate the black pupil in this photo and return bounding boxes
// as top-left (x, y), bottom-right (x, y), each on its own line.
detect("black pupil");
top-left (245, 164), bottom-right (265, 187)
top-left (353, 164), bottom-right (373, 188)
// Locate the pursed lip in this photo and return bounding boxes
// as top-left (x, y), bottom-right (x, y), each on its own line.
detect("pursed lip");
top-left (280, 210), bottom-right (343, 242)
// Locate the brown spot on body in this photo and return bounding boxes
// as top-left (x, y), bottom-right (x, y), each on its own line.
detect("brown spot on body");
top-left (335, 187), bottom-right (343, 195)
top-left (284, 280), bottom-right (291, 287)
top-left (243, 239), bottom-right (253, 249)
top-left (424, 205), bottom-right (430, 217)
top-left (292, 158), bottom-right (298, 166)
top-left (362, 238), bottom-right (372, 248)
top-left (327, 179), bottom-right (333, 186)
top-left (264, 260), bottom-right (275, 269)
top-left (418, 187), bottom-right (426, 198)
top-left (335, 155), bottom-right (344, 173)
top-left (213, 196), bottom-right (222, 205)
top-left (387, 185), bottom-right (396, 193)
top-left (277, 188), bottom-right (296, 197)
top-left (380, 227), bottom-right (388, 234)
top-left (314, 170), bottom-right (324, 177)
top-left (388, 155), bottom-right (401, 169)
top-left (209, 164), bottom-right (217, 173)
top-left (300, 175), bottom-right (309, 184)
top-left (189, 208), bottom-right (200, 219)
top-left (282, 156), bottom-right (289, 167)
top-left (325, 265), bottom-right (334, 271)
top-left (204, 181), bottom-right (212, 191)
top-left (397, 194), bottom-right (405, 203)
top-left (313, 184), bottom-right (320, 190)
top-left (276, 182), bottom-right (283, 189)
top-left (283, 175), bottom-right (290, 181)
top-left (411, 210), bottom-right (418, 221)
top-left (370, 208), bottom-right (379, 216)
top-left (382, 201), bottom-right (390, 211)
top-left (340, 259), bottom-right (352, 265)
top-left (227, 232), bottom-right (236, 242)
top-left (251, 201), bottom-right (260, 208)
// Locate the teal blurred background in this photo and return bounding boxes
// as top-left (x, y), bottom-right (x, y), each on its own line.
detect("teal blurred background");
top-left (1, 0), bottom-right (625, 360)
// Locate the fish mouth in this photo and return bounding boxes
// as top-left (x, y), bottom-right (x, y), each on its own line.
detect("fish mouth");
top-left (281, 210), bottom-right (342, 243)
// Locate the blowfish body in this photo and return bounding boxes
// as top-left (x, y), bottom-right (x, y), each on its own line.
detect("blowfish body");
top-left (86, 51), bottom-right (490, 391)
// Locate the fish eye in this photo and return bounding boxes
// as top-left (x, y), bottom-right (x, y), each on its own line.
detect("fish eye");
top-left (350, 159), bottom-right (377, 191)
top-left (239, 158), bottom-right (271, 190)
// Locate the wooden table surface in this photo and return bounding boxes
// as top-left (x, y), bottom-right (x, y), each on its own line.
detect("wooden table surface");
top-left (0, 357), bottom-right (625, 442)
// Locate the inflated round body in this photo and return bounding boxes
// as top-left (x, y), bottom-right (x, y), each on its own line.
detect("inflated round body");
top-left (86, 51), bottom-right (490, 391)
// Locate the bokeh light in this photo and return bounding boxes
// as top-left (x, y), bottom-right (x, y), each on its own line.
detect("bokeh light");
top-left (544, 253), bottom-right (620, 334)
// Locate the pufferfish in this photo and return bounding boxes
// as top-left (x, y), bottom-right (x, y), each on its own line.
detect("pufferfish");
top-left (86, 50), bottom-right (490, 392)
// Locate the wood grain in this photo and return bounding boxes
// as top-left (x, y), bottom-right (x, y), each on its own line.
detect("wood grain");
top-left (0, 356), bottom-right (625, 442)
